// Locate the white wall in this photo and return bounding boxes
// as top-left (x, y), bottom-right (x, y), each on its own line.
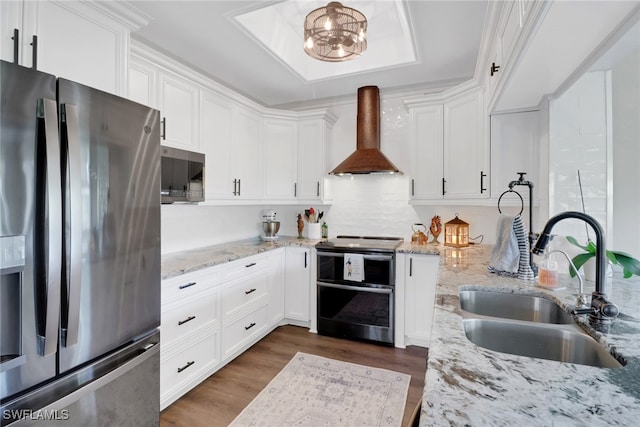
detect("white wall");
top-left (548, 71), bottom-right (609, 245)
top-left (612, 47), bottom-right (640, 256)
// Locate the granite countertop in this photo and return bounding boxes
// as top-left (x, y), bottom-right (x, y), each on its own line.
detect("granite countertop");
top-left (161, 236), bottom-right (322, 279)
top-left (422, 245), bottom-right (640, 426)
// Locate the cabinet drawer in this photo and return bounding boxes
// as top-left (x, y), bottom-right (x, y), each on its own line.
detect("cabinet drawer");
top-left (222, 273), bottom-right (267, 318)
top-left (162, 291), bottom-right (219, 345)
top-left (162, 266), bottom-right (222, 303)
top-left (223, 254), bottom-right (268, 281)
top-left (222, 305), bottom-right (268, 358)
top-left (160, 330), bottom-right (219, 397)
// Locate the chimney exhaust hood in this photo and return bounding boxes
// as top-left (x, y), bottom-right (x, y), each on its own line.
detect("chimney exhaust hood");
top-left (330, 86), bottom-right (401, 175)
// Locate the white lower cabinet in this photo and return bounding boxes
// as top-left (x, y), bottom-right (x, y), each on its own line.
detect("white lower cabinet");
top-left (222, 305), bottom-right (269, 359)
top-left (160, 328), bottom-right (220, 409)
top-left (284, 247), bottom-right (311, 324)
top-left (160, 266), bottom-right (222, 409)
top-left (404, 254), bottom-right (439, 347)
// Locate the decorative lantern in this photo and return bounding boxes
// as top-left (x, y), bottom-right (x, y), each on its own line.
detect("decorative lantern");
top-left (444, 213), bottom-right (469, 248)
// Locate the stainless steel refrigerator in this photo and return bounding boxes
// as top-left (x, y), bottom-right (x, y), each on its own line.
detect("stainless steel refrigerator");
top-left (0, 60), bottom-right (161, 426)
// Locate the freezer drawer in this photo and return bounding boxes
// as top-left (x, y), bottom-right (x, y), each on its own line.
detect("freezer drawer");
top-left (1, 331), bottom-right (160, 426)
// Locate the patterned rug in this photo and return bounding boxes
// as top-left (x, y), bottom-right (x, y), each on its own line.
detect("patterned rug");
top-left (228, 352), bottom-right (411, 427)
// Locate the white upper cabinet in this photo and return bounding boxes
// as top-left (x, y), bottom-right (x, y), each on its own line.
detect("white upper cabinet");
top-left (129, 42), bottom-right (337, 205)
top-left (128, 60), bottom-right (157, 108)
top-left (444, 89), bottom-right (488, 199)
top-left (409, 104), bottom-right (443, 200)
top-left (263, 117), bottom-right (298, 201)
top-left (488, 0), bottom-right (639, 112)
top-left (1, 0), bottom-right (132, 95)
top-left (200, 90), bottom-right (233, 200)
top-left (231, 107), bottom-right (263, 200)
top-left (159, 73), bottom-right (200, 151)
top-left (407, 87), bottom-right (488, 202)
top-left (297, 116), bottom-right (335, 201)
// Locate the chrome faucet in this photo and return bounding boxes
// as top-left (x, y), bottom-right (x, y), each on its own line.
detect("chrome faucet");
top-left (531, 211), bottom-right (619, 324)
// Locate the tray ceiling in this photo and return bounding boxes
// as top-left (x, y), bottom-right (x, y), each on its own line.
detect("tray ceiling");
top-left (127, 1), bottom-right (488, 108)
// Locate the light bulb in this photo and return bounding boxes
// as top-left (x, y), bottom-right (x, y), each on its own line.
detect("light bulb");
top-left (324, 17), bottom-right (332, 31)
top-left (358, 28), bottom-right (365, 42)
top-left (338, 45), bottom-right (345, 57)
top-left (305, 37), bottom-right (314, 49)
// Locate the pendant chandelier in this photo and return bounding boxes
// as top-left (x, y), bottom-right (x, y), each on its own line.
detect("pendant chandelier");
top-left (304, 2), bottom-right (367, 62)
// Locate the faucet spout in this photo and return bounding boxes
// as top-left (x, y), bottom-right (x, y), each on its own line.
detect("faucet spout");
top-left (531, 211), bottom-right (618, 324)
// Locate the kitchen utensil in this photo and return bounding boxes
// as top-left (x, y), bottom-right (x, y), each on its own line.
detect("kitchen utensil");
top-left (262, 221), bottom-right (280, 241)
top-left (411, 223), bottom-right (428, 245)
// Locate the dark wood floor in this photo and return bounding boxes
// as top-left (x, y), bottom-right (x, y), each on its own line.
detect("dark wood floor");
top-left (160, 325), bottom-right (429, 427)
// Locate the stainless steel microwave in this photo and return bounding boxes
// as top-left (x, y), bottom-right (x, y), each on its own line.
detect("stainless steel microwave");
top-left (161, 146), bottom-right (205, 203)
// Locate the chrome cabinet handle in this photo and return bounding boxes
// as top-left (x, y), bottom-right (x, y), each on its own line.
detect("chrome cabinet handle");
top-left (177, 361), bottom-right (195, 373)
top-left (317, 181), bottom-right (320, 197)
top-left (245, 322), bottom-right (256, 331)
top-left (178, 281), bottom-right (197, 290)
top-left (178, 315), bottom-right (196, 326)
top-left (161, 117), bottom-right (166, 140)
top-left (245, 288), bottom-right (256, 295)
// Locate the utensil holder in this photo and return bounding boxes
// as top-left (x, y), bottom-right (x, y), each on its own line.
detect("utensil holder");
top-left (306, 223), bottom-right (321, 239)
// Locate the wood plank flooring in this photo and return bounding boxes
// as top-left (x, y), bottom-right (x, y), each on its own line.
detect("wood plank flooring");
top-left (160, 325), bottom-right (429, 427)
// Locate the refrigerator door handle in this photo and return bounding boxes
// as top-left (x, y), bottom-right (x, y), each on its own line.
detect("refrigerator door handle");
top-left (36, 98), bottom-right (62, 356)
top-left (60, 103), bottom-right (82, 347)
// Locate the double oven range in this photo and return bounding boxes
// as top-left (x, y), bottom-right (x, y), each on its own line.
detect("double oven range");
top-left (316, 236), bottom-right (403, 346)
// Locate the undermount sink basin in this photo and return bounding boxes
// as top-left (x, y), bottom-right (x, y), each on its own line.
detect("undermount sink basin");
top-left (462, 318), bottom-right (622, 368)
top-left (459, 290), bottom-right (575, 324)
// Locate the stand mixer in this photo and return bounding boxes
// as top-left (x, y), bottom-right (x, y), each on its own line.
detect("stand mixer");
top-left (261, 209), bottom-right (280, 241)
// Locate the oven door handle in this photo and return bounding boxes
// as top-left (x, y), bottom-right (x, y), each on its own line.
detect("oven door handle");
top-left (317, 281), bottom-right (393, 294)
top-left (316, 252), bottom-right (393, 262)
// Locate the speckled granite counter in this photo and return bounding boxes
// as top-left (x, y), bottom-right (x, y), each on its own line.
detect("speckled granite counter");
top-left (161, 236), bottom-right (321, 280)
top-left (422, 245), bottom-right (640, 426)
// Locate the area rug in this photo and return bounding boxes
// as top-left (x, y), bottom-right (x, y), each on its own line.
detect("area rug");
top-left (228, 352), bottom-right (411, 427)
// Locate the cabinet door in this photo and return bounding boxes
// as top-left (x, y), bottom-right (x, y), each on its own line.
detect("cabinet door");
top-left (267, 249), bottom-right (285, 326)
top-left (297, 119), bottom-right (325, 200)
top-left (490, 111), bottom-right (539, 201)
top-left (200, 91), bottom-right (234, 200)
top-left (444, 90), bottom-right (488, 199)
top-left (232, 107), bottom-right (263, 199)
top-left (405, 255), bottom-right (439, 347)
top-left (20, 0), bottom-right (127, 95)
top-left (285, 247), bottom-right (311, 322)
top-left (129, 61), bottom-right (157, 108)
top-left (264, 118), bottom-right (297, 200)
top-left (159, 72), bottom-right (199, 150)
top-left (409, 105), bottom-right (444, 199)
top-left (0, 2), bottom-right (22, 63)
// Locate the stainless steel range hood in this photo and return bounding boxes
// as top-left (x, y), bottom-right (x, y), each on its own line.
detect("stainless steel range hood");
top-left (330, 86), bottom-right (401, 175)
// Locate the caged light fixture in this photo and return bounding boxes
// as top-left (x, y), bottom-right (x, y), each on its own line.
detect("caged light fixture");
top-left (304, 2), bottom-right (367, 62)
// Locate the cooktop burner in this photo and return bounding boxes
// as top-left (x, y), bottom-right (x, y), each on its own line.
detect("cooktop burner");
top-left (316, 235), bottom-right (404, 252)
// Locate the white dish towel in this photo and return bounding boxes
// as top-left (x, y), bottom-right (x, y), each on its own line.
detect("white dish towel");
top-left (488, 215), bottom-right (535, 280)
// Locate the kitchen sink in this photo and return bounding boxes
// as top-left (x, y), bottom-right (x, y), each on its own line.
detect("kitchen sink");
top-left (462, 318), bottom-right (622, 368)
top-left (459, 290), bottom-right (575, 324)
